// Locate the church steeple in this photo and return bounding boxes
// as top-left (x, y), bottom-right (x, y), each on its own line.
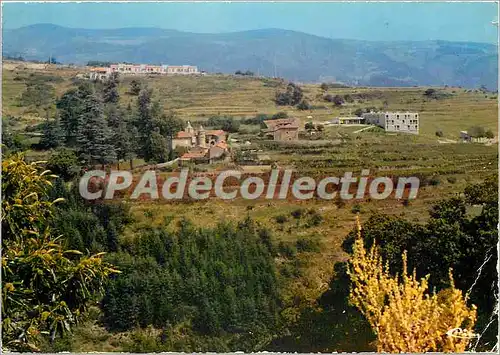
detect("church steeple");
top-left (197, 125), bottom-right (206, 148)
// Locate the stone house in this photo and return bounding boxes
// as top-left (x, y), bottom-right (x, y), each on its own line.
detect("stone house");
top-left (262, 118), bottom-right (300, 141)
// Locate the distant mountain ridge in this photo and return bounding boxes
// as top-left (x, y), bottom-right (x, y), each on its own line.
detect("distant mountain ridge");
top-left (3, 24), bottom-right (498, 89)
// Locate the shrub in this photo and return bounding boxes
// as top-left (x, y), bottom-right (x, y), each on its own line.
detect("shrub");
top-left (447, 176), bottom-right (457, 184)
top-left (271, 111), bottom-right (288, 119)
top-left (297, 100), bottom-right (311, 110)
top-left (296, 237), bottom-right (321, 252)
top-left (332, 95), bottom-right (345, 106)
top-left (347, 217), bottom-right (477, 352)
top-left (291, 208), bottom-right (304, 219)
top-left (351, 204), bottom-right (362, 214)
top-left (274, 82), bottom-right (303, 106)
top-left (306, 209), bottom-right (323, 227)
top-left (46, 148), bottom-right (80, 180)
top-left (428, 176), bottom-right (441, 186)
top-left (19, 83), bottom-right (55, 108)
top-left (277, 241), bottom-right (297, 258)
top-left (275, 214), bottom-right (288, 224)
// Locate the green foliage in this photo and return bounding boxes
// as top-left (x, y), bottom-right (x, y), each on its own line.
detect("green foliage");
top-left (332, 95), bottom-right (344, 106)
top-left (291, 208), bottom-right (304, 220)
top-left (2, 117), bottom-right (29, 154)
top-left (76, 91), bottom-right (116, 166)
top-left (275, 214), bottom-right (288, 224)
top-left (46, 148), bottom-right (80, 181)
top-left (305, 209), bottom-right (323, 227)
top-left (342, 178), bottom-right (498, 347)
top-left (133, 87), bottom-right (178, 163)
top-left (323, 94), bottom-right (344, 106)
top-left (19, 82), bottom-right (55, 108)
top-left (277, 241), bottom-right (297, 258)
top-left (101, 218), bottom-right (281, 350)
top-left (39, 115), bottom-right (64, 150)
top-left (207, 115), bottom-right (240, 133)
top-left (295, 237), bottom-right (321, 252)
top-left (87, 61), bottom-right (112, 67)
top-left (468, 125), bottom-right (493, 138)
top-left (56, 83), bottom-right (93, 147)
top-left (129, 80), bottom-right (142, 96)
top-left (103, 72), bottom-right (120, 104)
top-left (305, 122), bottom-right (314, 131)
top-left (297, 100), bottom-right (311, 110)
top-left (428, 175), bottom-right (441, 186)
top-left (1, 154), bottom-right (119, 351)
top-left (242, 113), bottom-right (268, 125)
top-left (235, 70), bottom-right (254, 76)
top-left (275, 83), bottom-right (303, 106)
top-left (423, 88), bottom-right (452, 100)
top-left (351, 204), bottom-right (362, 214)
top-left (271, 111), bottom-right (288, 120)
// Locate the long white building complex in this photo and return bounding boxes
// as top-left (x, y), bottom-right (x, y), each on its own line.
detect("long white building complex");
top-left (85, 63), bottom-right (200, 80)
top-left (109, 63), bottom-right (199, 75)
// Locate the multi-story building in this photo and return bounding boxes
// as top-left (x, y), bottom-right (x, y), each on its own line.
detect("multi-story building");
top-left (108, 63), bottom-right (199, 75)
top-left (363, 111), bottom-right (419, 134)
top-left (262, 118), bottom-right (300, 141)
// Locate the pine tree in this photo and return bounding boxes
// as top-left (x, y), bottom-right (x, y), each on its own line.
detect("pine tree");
top-left (134, 87), bottom-right (156, 162)
top-left (76, 91), bottom-right (117, 167)
top-left (39, 113), bottom-right (64, 150)
top-left (149, 128), bottom-right (169, 164)
top-left (103, 72), bottom-right (120, 104)
top-left (113, 119), bottom-right (136, 169)
top-left (57, 83), bottom-right (93, 147)
top-left (129, 80), bottom-right (142, 96)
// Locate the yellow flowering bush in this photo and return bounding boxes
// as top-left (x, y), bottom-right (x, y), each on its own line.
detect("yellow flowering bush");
top-left (347, 217), bottom-right (477, 352)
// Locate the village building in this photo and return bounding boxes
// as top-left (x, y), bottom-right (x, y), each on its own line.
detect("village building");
top-left (363, 111), bottom-right (419, 134)
top-left (262, 118), bottom-right (300, 141)
top-left (88, 67), bottom-right (110, 80)
top-left (108, 63), bottom-right (199, 75)
top-left (331, 116), bottom-right (365, 125)
top-left (173, 122), bottom-right (229, 164)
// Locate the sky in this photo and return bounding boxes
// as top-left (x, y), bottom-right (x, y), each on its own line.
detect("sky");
top-left (2, 2), bottom-right (498, 43)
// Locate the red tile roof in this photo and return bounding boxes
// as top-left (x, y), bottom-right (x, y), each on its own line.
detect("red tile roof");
top-left (176, 131), bottom-right (193, 139)
top-left (263, 118), bottom-right (299, 129)
top-left (181, 152), bottom-right (207, 159)
top-left (214, 141), bottom-right (228, 150)
top-left (205, 130), bottom-right (225, 137)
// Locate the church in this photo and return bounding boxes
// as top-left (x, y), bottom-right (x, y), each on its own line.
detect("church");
top-left (172, 122), bottom-right (229, 164)
top-left (172, 121), bottom-right (226, 149)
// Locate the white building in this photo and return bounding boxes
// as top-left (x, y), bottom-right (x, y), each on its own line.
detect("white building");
top-left (108, 63), bottom-right (199, 75)
top-left (363, 111), bottom-right (419, 134)
top-left (331, 116), bottom-right (365, 125)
